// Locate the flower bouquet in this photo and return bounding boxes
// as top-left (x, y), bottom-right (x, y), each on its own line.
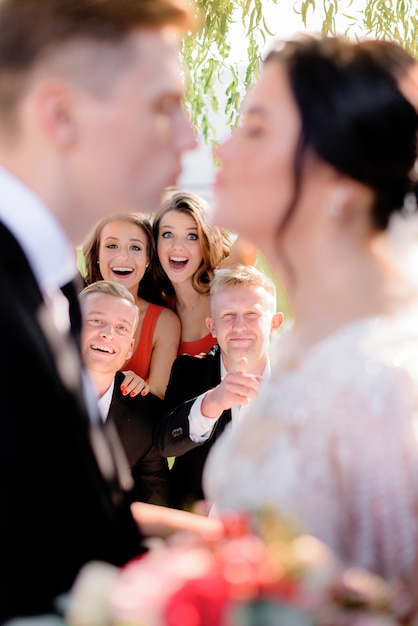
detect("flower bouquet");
top-left (65, 509), bottom-right (415, 626)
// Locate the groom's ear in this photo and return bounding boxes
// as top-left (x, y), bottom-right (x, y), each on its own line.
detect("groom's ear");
top-left (34, 78), bottom-right (78, 149)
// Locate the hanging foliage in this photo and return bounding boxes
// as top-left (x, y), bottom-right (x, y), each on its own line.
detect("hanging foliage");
top-left (181, 0), bottom-right (280, 142)
top-left (180, 0), bottom-right (418, 144)
top-left (301, 0), bottom-right (418, 56)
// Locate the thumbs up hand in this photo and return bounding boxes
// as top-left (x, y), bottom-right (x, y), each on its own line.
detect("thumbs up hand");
top-left (200, 357), bottom-right (262, 419)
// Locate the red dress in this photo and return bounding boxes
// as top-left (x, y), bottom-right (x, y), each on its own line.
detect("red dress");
top-left (166, 296), bottom-right (218, 356)
top-left (124, 303), bottom-right (164, 380)
top-left (164, 294), bottom-right (218, 356)
top-left (177, 333), bottom-right (217, 357)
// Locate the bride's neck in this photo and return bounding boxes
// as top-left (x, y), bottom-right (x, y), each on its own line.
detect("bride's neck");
top-left (273, 238), bottom-right (417, 344)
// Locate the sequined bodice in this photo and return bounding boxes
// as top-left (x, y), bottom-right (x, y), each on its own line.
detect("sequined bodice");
top-left (203, 306), bottom-right (418, 581)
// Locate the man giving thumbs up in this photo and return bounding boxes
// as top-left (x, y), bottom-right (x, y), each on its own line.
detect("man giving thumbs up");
top-left (155, 265), bottom-right (284, 510)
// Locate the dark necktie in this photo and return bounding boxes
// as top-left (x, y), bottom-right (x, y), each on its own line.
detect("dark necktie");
top-left (60, 274), bottom-right (84, 340)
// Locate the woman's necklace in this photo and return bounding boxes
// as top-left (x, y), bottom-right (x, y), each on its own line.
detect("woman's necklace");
top-left (184, 296), bottom-right (202, 312)
top-left (178, 292), bottom-right (209, 314)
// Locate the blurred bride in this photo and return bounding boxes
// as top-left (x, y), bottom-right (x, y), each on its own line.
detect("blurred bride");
top-left (203, 34), bottom-right (418, 591)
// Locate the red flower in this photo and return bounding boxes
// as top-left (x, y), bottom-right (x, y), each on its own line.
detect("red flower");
top-left (165, 568), bottom-right (231, 626)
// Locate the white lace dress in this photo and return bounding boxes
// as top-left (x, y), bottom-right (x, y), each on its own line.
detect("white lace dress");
top-left (203, 304), bottom-right (418, 582)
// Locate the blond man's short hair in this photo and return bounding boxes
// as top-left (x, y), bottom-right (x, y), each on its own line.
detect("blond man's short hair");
top-left (210, 265), bottom-right (277, 315)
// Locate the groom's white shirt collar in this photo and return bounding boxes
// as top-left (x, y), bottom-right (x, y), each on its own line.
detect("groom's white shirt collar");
top-left (0, 167), bottom-right (77, 293)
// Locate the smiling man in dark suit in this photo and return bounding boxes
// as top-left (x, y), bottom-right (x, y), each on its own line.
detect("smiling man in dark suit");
top-left (80, 280), bottom-right (169, 506)
top-left (155, 265), bottom-right (284, 511)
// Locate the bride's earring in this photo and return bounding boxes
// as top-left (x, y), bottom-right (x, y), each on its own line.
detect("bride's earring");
top-left (402, 191), bottom-right (417, 216)
top-left (322, 199), bottom-right (342, 218)
top-left (322, 188), bottom-right (347, 218)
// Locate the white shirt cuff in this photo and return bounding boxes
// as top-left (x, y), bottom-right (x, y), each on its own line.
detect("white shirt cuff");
top-left (188, 393), bottom-right (219, 442)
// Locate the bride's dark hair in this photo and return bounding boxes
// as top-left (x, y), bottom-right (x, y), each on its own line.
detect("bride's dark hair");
top-left (266, 35), bottom-right (418, 237)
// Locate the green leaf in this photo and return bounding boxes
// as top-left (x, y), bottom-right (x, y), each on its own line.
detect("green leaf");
top-left (181, 0), bottom-right (418, 150)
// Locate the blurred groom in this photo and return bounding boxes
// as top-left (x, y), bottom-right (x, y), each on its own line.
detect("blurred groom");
top-left (0, 0), bottom-right (196, 622)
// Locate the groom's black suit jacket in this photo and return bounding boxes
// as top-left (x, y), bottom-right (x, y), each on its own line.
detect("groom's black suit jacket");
top-left (0, 223), bottom-right (145, 623)
top-left (155, 344), bottom-right (231, 510)
top-left (109, 371), bottom-right (169, 505)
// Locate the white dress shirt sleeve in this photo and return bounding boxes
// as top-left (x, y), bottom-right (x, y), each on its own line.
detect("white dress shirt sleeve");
top-left (188, 393), bottom-right (220, 442)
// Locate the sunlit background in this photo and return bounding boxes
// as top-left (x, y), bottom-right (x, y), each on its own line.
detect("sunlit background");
top-left (178, 0), bottom-right (372, 316)
top-left (179, 0), bottom-right (370, 202)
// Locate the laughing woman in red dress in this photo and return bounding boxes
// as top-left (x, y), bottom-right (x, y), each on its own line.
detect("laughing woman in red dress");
top-left (152, 190), bottom-right (256, 356)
